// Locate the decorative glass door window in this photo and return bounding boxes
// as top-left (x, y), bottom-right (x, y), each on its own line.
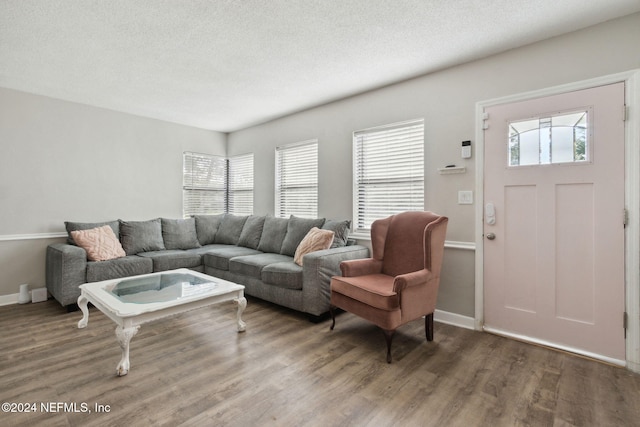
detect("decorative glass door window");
top-left (508, 110), bottom-right (589, 166)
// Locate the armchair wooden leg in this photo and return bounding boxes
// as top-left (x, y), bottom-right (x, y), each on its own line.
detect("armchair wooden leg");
top-left (382, 329), bottom-right (395, 363)
top-left (329, 305), bottom-right (336, 331)
top-left (425, 313), bottom-right (434, 341)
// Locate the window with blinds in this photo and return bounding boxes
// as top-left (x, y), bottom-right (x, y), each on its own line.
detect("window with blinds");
top-left (183, 152), bottom-right (227, 217)
top-left (353, 119), bottom-right (424, 233)
top-left (183, 152), bottom-right (254, 217)
top-left (275, 140), bottom-right (318, 218)
top-left (228, 153), bottom-right (254, 215)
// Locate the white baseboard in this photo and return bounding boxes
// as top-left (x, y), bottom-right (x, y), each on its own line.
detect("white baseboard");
top-left (0, 293), bottom-right (19, 306)
top-left (434, 309), bottom-right (475, 330)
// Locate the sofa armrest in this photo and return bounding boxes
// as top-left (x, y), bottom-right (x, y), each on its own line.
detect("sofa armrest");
top-left (301, 245), bottom-right (370, 316)
top-left (46, 243), bottom-right (87, 307)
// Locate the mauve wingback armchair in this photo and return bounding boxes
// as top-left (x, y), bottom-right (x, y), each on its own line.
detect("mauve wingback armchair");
top-left (329, 211), bottom-right (448, 362)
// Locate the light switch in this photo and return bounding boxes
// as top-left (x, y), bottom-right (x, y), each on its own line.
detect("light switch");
top-left (458, 190), bottom-right (473, 205)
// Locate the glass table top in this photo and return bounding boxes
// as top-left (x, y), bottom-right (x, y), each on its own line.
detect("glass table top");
top-left (108, 272), bottom-right (218, 304)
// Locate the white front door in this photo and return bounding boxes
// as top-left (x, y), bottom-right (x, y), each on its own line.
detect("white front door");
top-left (483, 82), bottom-right (626, 362)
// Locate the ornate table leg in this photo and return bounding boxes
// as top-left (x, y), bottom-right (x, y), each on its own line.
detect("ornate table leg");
top-left (77, 294), bottom-right (90, 329)
top-left (115, 325), bottom-right (139, 376)
top-left (235, 297), bottom-right (247, 332)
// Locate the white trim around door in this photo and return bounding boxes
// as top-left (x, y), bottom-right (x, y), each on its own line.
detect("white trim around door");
top-left (475, 70), bottom-right (640, 373)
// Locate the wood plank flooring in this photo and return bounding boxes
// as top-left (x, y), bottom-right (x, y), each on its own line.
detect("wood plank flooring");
top-left (1, 297), bottom-right (639, 427)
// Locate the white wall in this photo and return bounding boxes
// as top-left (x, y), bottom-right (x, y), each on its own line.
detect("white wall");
top-left (0, 88), bottom-right (226, 300)
top-left (227, 13), bottom-right (640, 317)
top-left (1, 13), bottom-right (638, 314)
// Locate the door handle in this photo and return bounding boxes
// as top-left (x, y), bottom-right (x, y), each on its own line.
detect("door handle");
top-left (486, 233), bottom-right (496, 240)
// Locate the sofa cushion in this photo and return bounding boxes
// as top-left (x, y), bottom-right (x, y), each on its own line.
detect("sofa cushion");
top-left (330, 274), bottom-right (399, 311)
top-left (261, 262), bottom-right (303, 290)
top-left (86, 256), bottom-right (154, 283)
top-left (237, 215), bottom-right (266, 249)
top-left (293, 227), bottom-right (335, 266)
top-left (70, 225), bottom-right (126, 261)
top-left (119, 219), bottom-right (166, 255)
top-left (203, 246), bottom-right (262, 271)
top-left (137, 250), bottom-right (202, 272)
top-left (229, 253), bottom-right (293, 279)
top-left (195, 214), bottom-right (225, 245)
top-left (257, 216), bottom-right (289, 253)
top-left (161, 218), bottom-right (200, 250)
top-left (215, 215), bottom-right (248, 245)
top-left (184, 244), bottom-right (230, 256)
top-left (280, 216), bottom-right (325, 256)
top-left (65, 220), bottom-right (120, 245)
top-left (322, 219), bottom-right (351, 248)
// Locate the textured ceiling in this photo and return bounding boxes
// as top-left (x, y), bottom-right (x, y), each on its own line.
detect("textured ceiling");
top-left (1, 1), bottom-right (639, 133)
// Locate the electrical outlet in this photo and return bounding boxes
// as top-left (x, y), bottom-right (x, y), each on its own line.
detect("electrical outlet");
top-left (458, 191), bottom-right (473, 205)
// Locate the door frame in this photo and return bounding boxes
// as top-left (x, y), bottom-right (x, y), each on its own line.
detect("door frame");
top-left (474, 70), bottom-right (640, 372)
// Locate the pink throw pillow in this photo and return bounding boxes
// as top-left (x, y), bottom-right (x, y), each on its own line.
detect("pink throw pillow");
top-left (294, 227), bottom-right (335, 266)
top-left (71, 225), bottom-right (126, 262)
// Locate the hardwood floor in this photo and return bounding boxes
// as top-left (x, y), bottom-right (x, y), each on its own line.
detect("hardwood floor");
top-left (1, 297), bottom-right (639, 427)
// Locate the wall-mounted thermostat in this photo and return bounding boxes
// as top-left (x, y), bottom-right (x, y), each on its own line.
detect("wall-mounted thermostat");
top-left (462, 140), bottom-right (472, 159)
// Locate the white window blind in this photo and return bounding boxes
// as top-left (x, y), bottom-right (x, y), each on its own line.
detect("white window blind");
top-left (353, 119), bottom-right (424, 232)
top-left (228, 153), bottom-right (254, 215)
top-left (276, 140), bottom-right (318, 218)
top-left (183, 152), bottom-right (227, 217)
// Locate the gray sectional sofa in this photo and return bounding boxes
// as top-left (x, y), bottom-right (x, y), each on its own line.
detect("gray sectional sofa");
top-left (45, 214), bottom-right (369, 319)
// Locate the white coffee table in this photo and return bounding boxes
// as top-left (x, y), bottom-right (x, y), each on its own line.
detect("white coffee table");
top-left (77, 269), bottom-right (246, 376)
